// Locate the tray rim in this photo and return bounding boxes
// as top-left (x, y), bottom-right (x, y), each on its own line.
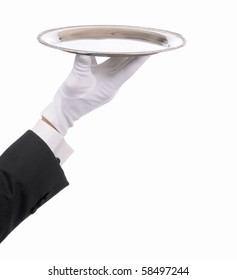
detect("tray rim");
top-left (37, 24), bottom-right (186, 57)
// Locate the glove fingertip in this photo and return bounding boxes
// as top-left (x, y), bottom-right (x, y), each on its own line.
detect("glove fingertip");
top-left (75, 54), bottom-right (92, 65)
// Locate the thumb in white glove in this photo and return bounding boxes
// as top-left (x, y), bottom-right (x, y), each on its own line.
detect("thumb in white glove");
top-left (42, 54), bottom-right (150, 135)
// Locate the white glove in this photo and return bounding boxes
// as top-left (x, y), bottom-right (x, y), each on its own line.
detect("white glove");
top-left (42, 54), bottom-right (150, 135)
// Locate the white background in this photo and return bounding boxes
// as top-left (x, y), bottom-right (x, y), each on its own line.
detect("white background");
top-left (0, 0), bottom-right (237, 278)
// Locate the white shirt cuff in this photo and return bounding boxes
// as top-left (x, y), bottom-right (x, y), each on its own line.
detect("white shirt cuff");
top-left (32, 120), bottom-right (74, 165)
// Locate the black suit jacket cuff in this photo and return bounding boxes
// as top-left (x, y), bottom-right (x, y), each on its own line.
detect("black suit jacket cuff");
top-left (0, 130), bottom-right (69, 243)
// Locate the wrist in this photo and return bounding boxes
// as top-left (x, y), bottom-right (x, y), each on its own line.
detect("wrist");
top-left (32, 119), bottom-right (74, 165)
top-left (41, 116), bottom-right (58, 132)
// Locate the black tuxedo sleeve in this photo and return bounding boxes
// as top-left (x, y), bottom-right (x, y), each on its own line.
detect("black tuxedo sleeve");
top-left (0, 130), bottom-right (69, 243)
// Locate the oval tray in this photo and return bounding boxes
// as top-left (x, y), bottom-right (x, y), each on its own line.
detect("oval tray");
top-left (38, 25), bottom-right (186, 57)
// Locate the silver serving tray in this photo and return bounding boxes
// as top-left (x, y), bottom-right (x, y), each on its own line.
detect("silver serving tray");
top-left (38, 25), bottom-right (185, 57)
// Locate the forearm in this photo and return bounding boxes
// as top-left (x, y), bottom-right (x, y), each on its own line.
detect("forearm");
top-left (0, 130), bottom-right (69, 243)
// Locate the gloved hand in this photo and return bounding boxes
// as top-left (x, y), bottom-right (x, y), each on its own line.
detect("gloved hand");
top-left (42, 54), bottom-right (150, 135)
